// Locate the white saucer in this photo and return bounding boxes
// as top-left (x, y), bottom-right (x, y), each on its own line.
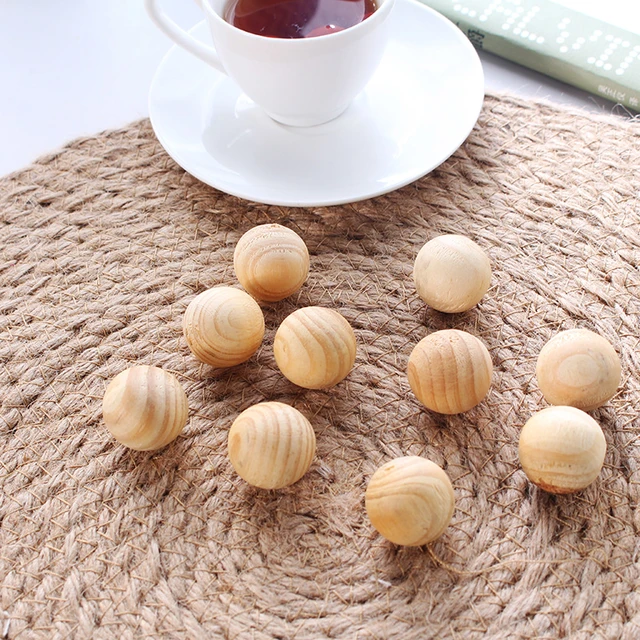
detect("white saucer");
top-left (148, 0), bottom-right (484, 207)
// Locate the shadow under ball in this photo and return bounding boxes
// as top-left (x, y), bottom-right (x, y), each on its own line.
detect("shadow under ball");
top-left (408, 329), bottom-right (493, 414)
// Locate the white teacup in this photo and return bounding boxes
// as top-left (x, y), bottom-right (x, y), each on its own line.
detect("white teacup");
top-left (145, 0), bottom-right (395, 127)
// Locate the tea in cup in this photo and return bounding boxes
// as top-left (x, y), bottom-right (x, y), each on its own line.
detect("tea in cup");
top-left (225, 0), bottom-right (378, 38)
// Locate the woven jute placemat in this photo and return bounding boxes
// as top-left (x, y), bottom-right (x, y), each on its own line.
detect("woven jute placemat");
top-left (1, 94), bottom-right (639, 639)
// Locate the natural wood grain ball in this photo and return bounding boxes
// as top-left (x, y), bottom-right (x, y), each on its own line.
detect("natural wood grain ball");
top-left (228, 402), bottom-right (316, 489)
top-left (536, 328), bottom-right (621, 411)
top-left (518, 406), bottom-right (606, 494)
top-left (413, 234), bottom-right (491, 313)
top-left (274, 306), bottom-right (356, 389)
top-left (183, 286), bottom-right (265, 368)
top-left (102, 365), bottom-right (188, 451)
top-left (234, 224), bottom-right (310, 302)
top-left (408, 329), bottom-right (492, 414)
top-left (365, 456), bottom-right (455, 546)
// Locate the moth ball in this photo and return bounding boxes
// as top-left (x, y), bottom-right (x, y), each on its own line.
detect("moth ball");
top-left (228, 401), bottom-right (316, 489)
top-left (183, 286), bottom-right (265, 368)
top-left (102, 365), bottom-right (188, 451)
top-left (234, 224), bottom-right (310, 302)
top-left (365, 456), bottom-right (455, 546)
top-left (274, 306), bottom-right (356, 389)
top-left (413, 234), bottom-right (491, 313)
top-left (518, 405), bottom-right (606, 494)
top-left (408, 329), bottom-right (492, 414)
top-left (536, 328), bottom-right (621, 410)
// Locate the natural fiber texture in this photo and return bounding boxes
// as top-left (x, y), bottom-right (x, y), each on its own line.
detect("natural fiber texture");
top-left (1, 94), bottom-right (639, 639)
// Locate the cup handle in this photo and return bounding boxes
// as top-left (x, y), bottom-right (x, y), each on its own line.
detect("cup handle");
top-left (144, 0), bottom-right (226, 75)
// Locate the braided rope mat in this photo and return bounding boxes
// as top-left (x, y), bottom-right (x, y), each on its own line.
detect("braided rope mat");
top-left (1, 95), bottom-right (639, 639)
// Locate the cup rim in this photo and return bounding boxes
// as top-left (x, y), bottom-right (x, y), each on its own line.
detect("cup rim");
top-left (202, 0), bottom-right (395, 43)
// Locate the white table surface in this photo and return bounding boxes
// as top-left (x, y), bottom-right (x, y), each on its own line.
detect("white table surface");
top-left (0, 0), bottom-right (637, 178)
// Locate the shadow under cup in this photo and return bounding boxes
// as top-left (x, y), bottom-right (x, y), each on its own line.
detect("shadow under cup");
top-left (201, 0), bottom-right (396, 126)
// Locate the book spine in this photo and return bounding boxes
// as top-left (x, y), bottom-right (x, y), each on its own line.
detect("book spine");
top-left (419, 0), bottom-right (640, 113)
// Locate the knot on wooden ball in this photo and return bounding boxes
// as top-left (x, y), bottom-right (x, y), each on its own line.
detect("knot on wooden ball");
top-left (183, 286), bottom-right (265, 368)
top-left (228, 402), bottom-right (316, 489)
top-left (518, 406), bottom-right (606, 494)
top-left (408, 329), bottom-right (492, 414)
top-left (234, 224), bottom-right (310, 302)
top-left (536, 328), bottom-right (621, 411)
top-left (102, 365), bottom-right (189, 451)
top-left (365, 456), bottom-right (455, 546)
top-left (413, 234), bottom-right (491, 313)
top-left (274, 306), bottom-right (356, 389)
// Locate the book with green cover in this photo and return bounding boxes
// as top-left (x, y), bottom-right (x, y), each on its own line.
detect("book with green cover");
top-left (419, 0), bottom-right (640, 112)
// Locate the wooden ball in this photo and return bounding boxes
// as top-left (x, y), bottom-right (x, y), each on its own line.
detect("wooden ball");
top-left (413, 234), bottom-right (491, 313)
top-left (183, 286), bottom-right (265, 367)
top-left (365, 456), bottom-right (455, 546)
top-left (408, 329), bottom-right (492, 414)
top-left (228, 402), bottom-right (316, 489)
top-left (102, 365), bottom-right (188, 451)
top-left (518, 406), bottom-right (606, 494)
top-left (234, 224), bottom-right (310, 302)
top-left (274, 306), bottom-right (356, 389)
top-left (536, 328), bottom-right (621, 411)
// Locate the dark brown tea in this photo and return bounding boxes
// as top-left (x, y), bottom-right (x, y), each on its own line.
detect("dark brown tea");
top-left (225, 0), bottom-right (378, 39)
